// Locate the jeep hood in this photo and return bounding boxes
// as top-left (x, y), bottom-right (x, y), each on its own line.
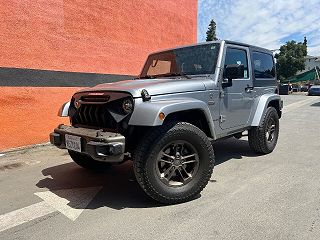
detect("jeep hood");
top-left (77, 78), bottom-right (206, 97)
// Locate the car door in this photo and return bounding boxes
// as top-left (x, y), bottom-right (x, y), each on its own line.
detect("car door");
top-left (219, 45), bottom-right (254, 130)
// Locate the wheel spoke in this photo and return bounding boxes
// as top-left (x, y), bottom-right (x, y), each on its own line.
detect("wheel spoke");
top-left (182, 160), bottom-right (198, 165)
top-left (177, 167), bottom-right (189, 182)
top-left (163, 165), bottom-right (173, 176)
top-left (159, 159), bottom-right (172, 164)
top-left (267, 124), bottom-right (276, 141)
top-left (180, 165), bottom-right (192, 179)
top-left (269, 125), bottom-right (276, 133)
top-left (174, 144), bottom-right (178, 155)
top-left (166, 167), bottom-right (176, 181)
top-left (161, 152), bottom-right (175, 160)
top-left (179, 144), bottom-right (184, 155)
top-left (181, 154), bottom-right (196, 160)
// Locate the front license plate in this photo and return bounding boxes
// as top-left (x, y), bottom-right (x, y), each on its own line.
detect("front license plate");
top-left (65, 134), bottom-right (81, 152)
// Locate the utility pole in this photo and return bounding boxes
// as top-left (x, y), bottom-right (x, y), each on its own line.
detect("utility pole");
top-left (315, 67), bottom-right (320, 83)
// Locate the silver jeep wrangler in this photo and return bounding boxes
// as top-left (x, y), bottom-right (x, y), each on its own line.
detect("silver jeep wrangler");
top-left (50, 40), bottom-right (282, 204)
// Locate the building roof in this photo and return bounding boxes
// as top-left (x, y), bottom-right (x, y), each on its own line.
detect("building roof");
top-left (306, 55), bottom-right (320, 61)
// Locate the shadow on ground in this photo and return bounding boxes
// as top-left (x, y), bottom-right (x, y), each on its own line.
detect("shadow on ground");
top-left (311, 102), bottom-right (320, 107)
top-left (36, 137), bottom-right (258, 210)
top-left (213, 137), bottom-right (259, 165)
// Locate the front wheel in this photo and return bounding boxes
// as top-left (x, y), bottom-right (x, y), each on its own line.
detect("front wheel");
top-left (248, 107), bottom-right (279, 154)
top-left (133, 122), bottom-right (215, 204)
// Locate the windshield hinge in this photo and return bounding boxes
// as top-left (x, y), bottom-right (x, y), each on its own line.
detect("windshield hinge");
top-left (220, 115), bottom-right (226, 123)
top-left (219, 90), bottom-right (225, 98)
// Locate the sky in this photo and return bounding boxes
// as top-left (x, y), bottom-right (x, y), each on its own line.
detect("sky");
top-left (198, 0), bottom-right (320, 56)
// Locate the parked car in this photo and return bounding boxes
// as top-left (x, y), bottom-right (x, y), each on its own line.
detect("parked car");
top-left (301, 85), bottom-right (309, 92)
top-left (50, 40), bottom-right (282, 204)
top-left (292, 84), bottom-right (300, 92)
top-left (308, 85), bottom-right (320, 96)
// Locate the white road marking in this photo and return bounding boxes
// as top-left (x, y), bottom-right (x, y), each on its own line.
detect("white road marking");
top-left (0, 154), bottom-right (5, 157)
top-left (0, 187), bottom-right (102, 233)
top-left (0, 201), bottom-right (55, 233)
top-left (283, 97), bottom-right (319, 114)
top-left (35, 187), bottom-right (102, 221)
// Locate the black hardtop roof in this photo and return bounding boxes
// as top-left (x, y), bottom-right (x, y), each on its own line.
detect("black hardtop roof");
top-left (224, 40), bottom-right (273, 54)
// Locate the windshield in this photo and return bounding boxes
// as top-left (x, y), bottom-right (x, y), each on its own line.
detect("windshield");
top-left (139, 43), bottom-right (220, 79)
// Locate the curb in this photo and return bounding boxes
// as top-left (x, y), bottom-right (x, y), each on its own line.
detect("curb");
top-left (0, 142), bottom-right (51, 155)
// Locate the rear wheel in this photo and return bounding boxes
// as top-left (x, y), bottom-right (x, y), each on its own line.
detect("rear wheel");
top-left (248, 107), bottom-right (279, 154)
top-left (133, 122), bottom-right (215, 204)
top-left (68, 150), bottom-right (112, 171)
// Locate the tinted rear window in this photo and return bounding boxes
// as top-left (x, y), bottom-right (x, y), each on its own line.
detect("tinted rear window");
top-left (252, 52), bottom-right (275, 79)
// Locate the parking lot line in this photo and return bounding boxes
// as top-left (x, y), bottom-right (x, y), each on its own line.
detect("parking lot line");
top-left (283, 97), bottom-right (319, 114)
top-left (0, 187), bottom-right (102, 233)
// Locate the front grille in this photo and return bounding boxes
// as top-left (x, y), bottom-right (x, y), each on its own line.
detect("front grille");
top-left (70, 92), bottom-right (133, 131)
top-left (72, 104), bottom-right (118, 130)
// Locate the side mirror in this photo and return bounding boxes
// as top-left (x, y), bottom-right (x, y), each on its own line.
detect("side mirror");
top-left (222, 64), bottom-right (245, 88)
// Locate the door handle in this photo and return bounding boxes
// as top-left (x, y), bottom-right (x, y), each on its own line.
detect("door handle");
top-left (245, 85), bottom-right (254, 93)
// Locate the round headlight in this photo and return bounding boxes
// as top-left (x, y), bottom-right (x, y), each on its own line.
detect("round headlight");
top-left (122, 98), bottom-right (133, 114)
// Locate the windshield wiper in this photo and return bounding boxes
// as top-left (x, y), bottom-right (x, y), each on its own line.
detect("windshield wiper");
top-left (139, 75), bottom-right (155, 79)
top-left (160, 72), bottom-right (192, 79)
top-left (174, 72), bottom-right (192, 79)
top-left (139, 73), bottom-right (191, 79)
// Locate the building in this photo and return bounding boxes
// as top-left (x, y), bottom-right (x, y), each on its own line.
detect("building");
top-left (0, 0), bottom-right (198, 151)
top-left (291, 55), bottom-right (320, 83)
top-left (304, 55), bottom-right (320, 71)
top-left (297, 55), bottom-right (320, 74)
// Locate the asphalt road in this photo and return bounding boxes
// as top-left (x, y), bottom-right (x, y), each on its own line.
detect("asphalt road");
top-left (1, 93), bottom-right (320, 240)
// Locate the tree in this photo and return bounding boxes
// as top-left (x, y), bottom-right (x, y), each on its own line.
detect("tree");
top-left (206, 19), bottom-right (218, 41)
top-left (274, 39), bottom-right (307, 81)
top-left (303, 36), bottom-right (307, 46)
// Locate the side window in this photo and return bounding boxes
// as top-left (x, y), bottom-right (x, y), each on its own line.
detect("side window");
top-left (224, 48), bottom-right (249, 79)
top-left (253, 52), bottom-right (275, 79)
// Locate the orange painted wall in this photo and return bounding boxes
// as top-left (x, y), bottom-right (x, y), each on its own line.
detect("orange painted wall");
top-left (0, 0), bottom-right (197, 75)
top-left (0, 87), bottom-right (81, 151)
top-left (0, 0), bottom-right (198, 151)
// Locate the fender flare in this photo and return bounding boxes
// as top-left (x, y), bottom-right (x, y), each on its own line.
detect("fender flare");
top-left (251, 94), bottom-right (282, 126)
top-left (129, 98), bottom-right (216, 139)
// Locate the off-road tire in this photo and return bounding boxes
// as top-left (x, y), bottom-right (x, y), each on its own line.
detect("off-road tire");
top-left (133, 122), bottom-right (215, 204)
top-left (248, 107), bottom-right (279, 154)
top-left (68, 150), bottom-right (111, 171)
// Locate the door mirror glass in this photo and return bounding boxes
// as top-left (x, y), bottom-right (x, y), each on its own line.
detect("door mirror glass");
top-left (222, 64), bottom-right (244, 88)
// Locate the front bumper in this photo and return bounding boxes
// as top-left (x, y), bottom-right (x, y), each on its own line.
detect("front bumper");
top-left (50, 124), bottom-right (125, 162)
